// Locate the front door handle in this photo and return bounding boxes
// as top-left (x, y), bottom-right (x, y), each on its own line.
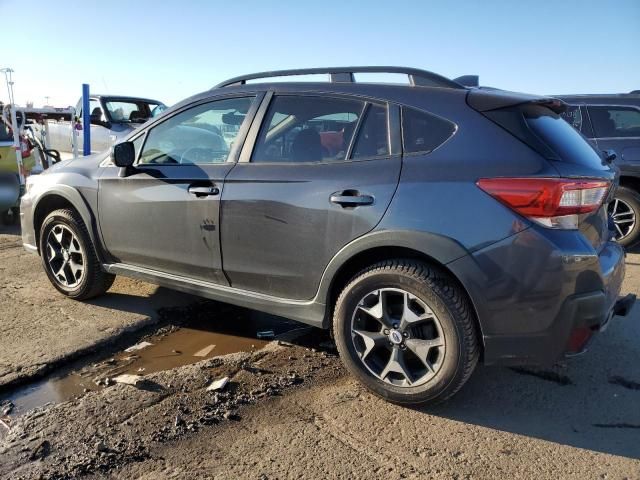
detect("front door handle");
top-left (330, 190), bottom-right (374, 207)
top-left (188, 185), bottom-right (220, 197)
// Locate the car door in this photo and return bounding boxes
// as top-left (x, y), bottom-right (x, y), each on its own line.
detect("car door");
top-left (586, 104), bottom-right (640, 165)
top-left (98, 94), bottom-right (260, 284)
top-left (220, 92), bottom-right (402, 300)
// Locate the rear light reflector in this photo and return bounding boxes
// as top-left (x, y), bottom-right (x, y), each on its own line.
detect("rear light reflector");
top-left (476, 177), bottom-right (610, 229)
top-left (566, 326), bottom-right (593, 353)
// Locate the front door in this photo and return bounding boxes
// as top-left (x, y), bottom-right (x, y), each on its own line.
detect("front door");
top-left (98, 95), bottom-right (259, 284)
top-left (220, 93), bottom-right (401, 300)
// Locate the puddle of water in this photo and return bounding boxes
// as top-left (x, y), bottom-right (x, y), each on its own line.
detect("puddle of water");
top-left (0, 309), bottom-right (302, 420)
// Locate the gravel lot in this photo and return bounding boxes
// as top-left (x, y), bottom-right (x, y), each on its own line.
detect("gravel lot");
top-left (0, 223), bottom-right (638, 479)
top-left (0, 225), bottom-right (196, 389)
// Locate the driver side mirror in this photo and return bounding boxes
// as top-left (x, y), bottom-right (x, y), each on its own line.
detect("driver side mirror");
top-left (112, 141), bottom-right (136, 177)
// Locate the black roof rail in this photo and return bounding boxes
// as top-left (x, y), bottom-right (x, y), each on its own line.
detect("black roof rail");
top-left (213, 66), bottom-right (465, 90)
top-left (631, 90), bottom-right (640, 94)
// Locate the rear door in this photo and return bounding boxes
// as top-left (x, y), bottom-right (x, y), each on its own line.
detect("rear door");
top-left (98, 95), bottom-right (260, 284)
top-left (220, 92), bottom-right (401, 300)
top-left (586, 104), bottom-right (640, 165)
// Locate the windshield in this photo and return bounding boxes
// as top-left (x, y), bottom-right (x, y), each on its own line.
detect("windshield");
top-left (103, 99), bottom-right (165, 123)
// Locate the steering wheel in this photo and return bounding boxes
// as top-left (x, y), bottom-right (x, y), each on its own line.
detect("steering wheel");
top-left (180, 147), bottom-right (209, 164)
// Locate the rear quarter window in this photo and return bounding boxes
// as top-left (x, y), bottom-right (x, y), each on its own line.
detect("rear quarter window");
top-left (401, 107), bottom-right (456, 154)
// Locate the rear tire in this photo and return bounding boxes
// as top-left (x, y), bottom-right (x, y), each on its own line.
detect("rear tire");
top-left (39, 209), bottom-right (115, 300)
top-left (610, 186), bottom-right (640, 248)
top-left (332, 259), bottom-right (479, 406)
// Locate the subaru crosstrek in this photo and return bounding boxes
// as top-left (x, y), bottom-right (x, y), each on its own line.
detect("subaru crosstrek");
top-left (20, 67), bottom-right (635, 405)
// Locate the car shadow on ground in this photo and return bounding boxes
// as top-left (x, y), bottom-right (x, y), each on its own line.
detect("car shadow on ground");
top-left (422, 300), bottom-right (640, 460)
top-left (84, 287), bottom-right (197, 318)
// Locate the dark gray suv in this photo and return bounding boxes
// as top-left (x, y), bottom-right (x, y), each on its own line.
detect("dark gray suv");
top-left (20, 67), bottom-right (634, 405)
top-left (557, 92), bottom-right (640, 246)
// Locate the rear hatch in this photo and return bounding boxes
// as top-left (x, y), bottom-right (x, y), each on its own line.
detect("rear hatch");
top-left (468, 88), bottom-right (617, 251)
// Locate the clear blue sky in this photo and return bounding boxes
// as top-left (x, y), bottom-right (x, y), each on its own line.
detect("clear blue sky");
top-left (1, 0), bottom-right (638, 107)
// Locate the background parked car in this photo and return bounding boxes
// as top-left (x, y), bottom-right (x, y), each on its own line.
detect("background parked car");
top-left (0, 122), bottom-right (34, 224)
top-left (46, 95), bottom-right (166, 154)
top-left (557, 92), bottom-right (640, 246)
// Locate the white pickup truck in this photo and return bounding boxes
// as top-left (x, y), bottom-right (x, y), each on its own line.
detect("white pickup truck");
top-left (47, 95), bottom-right (165, 153)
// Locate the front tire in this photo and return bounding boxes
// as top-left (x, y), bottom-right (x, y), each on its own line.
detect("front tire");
top-left (332, 260), bottom-right (479, 406)
top-left (39, 209), bottom-right (115, 300)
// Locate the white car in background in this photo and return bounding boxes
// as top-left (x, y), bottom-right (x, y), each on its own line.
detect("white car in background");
top-left (46, 95), bottom-right (166, 154)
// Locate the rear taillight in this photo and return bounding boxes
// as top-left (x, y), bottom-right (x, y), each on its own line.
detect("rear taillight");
top-left (476, 177), bottom-right (610, 229)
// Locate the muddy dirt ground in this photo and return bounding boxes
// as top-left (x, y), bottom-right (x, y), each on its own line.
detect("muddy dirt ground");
top-left (0, 223), bottom-right (639, 479)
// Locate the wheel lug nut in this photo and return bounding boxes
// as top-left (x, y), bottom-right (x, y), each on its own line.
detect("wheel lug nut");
top-left (383, 329), bottom-right (389, 335)
top-left (393, 323), bottom-right (399, 329)
top-left (403, 332), bottom-right (409, 338)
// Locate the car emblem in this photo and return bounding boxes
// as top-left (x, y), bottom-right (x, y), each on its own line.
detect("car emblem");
top-left (389, 330), bottom-right (403, 345)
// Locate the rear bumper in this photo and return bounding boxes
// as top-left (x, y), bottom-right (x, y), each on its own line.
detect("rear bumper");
top-left (483, 290), bottom-right (633, 366)
top-left (448, 228), bottom-right (631, 366)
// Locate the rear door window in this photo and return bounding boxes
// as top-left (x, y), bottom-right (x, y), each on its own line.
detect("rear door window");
top-left (588, 106), bottom-right (640, 138)
top-left (251, 95), bottom-right (390, 163)
top-left (401, 107), bottom-right (456, 154)
top-left (351, 104), bottom-right (389, 159)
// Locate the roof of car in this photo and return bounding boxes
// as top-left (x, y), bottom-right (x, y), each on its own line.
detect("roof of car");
top-left (91, 94), bottom-right (163, 104)
top-left (552, 93), bottom-right (640, 106)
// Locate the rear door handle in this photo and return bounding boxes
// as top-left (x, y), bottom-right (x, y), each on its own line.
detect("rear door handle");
top-left (330, 191), bottom-right (374, 207)
top-left (188, 185), bottom-right (220, 197)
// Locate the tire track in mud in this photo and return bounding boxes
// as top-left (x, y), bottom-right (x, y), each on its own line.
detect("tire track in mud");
top-left (290, 398), bottom-right (427, 478)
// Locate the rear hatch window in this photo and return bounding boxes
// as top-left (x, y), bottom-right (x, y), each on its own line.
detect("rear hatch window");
top-left (483, 104), bottom-right (606, 169)
top-left (524, 105), bottom-right (606, 169)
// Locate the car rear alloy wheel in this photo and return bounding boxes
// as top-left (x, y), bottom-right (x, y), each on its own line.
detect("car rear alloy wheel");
top-left (609, 197), bottom-right (636, 241)
top-left (608, 187), bottom-right (640, 247)
top-left (351, 288), bottom-right (445, 387)
top-left (46, 224), bottom-right (85, 288)
top-left (333, 259), bottom-right (479, 405)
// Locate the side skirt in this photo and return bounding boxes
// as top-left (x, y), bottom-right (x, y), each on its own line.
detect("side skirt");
top-left (103, 263), bottom-right (326, 328)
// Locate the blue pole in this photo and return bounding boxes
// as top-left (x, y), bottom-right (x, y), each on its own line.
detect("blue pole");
top-left (82, 83), bottom-right (90, 156)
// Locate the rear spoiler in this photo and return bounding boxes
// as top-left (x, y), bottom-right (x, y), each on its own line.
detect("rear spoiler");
top-left (453, 75), bottom-right (480, 88)
top-left (467, 88), bottom-right (567, 114)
